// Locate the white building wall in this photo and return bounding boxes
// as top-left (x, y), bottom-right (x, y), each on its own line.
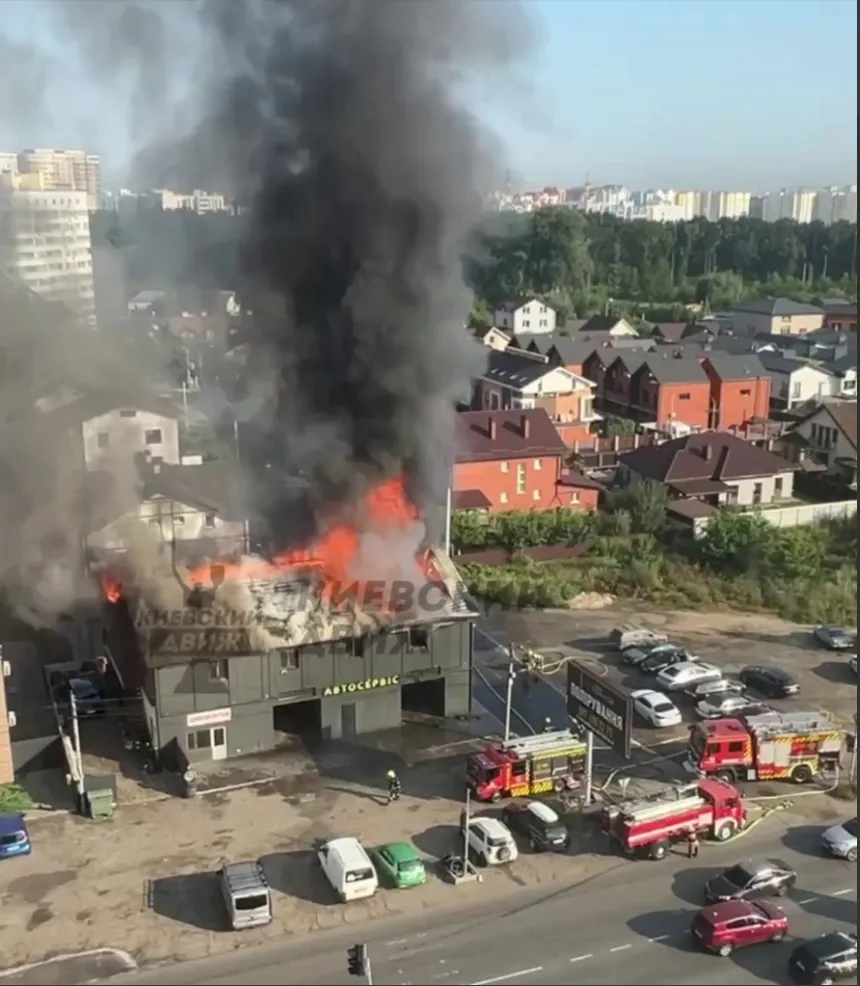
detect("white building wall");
top-left (82, 409), bottom-right (181, 470)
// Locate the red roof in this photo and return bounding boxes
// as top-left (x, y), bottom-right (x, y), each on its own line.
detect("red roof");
top-left (456, 409), bottom-right (566, 462)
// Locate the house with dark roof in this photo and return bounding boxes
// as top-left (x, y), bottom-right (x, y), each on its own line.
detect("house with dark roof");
top-left (577, 314), bottom-right (638, 338)
top-left (732, 297), bottom-right (825, 338)
top-left (757, 353), bottom-right (839, 409)
top-left (512, 330), bottom-right (654, 375)
top-left (474, 348), bottom-right (599, 447)
top-left (619, 431), bottom-right (798, 526)
top-left (701, 353), bottom-right (771, 429)
top-left (492, 297), bottom-right (557, 335)
top-left (649, 322), bottom-right (689, 345)
top-left (821, 300), bottom-right (857, 334)
top-left (781, 399), bottom-right (857, 488)
top-left (454, 409), bottom-right (599, 513)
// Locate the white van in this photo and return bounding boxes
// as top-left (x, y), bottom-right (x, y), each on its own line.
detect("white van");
top-left (218, 860), bottom-right (272, 930)
top-left (317, 837), bottom-right (378, 903)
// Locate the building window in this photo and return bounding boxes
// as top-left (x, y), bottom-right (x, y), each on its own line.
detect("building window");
top-left (570, 491), bottom-right (580, 504)
top-left (144, 428), bottom-right (163, 445)
top-left (678, 392), bottom-right (691, 401)
top-left (408, 627), bottom-right (429, 650)
top-left (490, 392), bottom-right (501, 410)
top-left (280, 649), bottom-right (299, 672)
top-left (533, 459), bottom-right (542, 470)
top-left (97, 432), bottom-right (110, 448)
top-left (500, 492), bottom-right (508, 504)
top-left (500, 461), bottom-right (509, 473)
top-left (539, 319), bottom-right (547, 327)
top-left (203, 513), bottom-right (216, 528)
top-left (187, 730), bottom-right (212, 751)
top-left (350, 637), bottom-right (365, 658)
top-left (752, 482), bottom-right (763, 505)
top-left (774, 476), bottom-right (784, 499)
top-left (521, 320), bottom-right (530, 328)
top-left (725, 487), bottom-right (739, 505)
top-left (516, 463), bottom-right (527, 494)
top-left (740, 388), bottom-right (751, 396)
top-left (532, 489), bottom-right (540, 501)
top-left (209, 659), bottom-right (229, 682)
top-left (791, 382), bottom-right (801, 398)
top-left (580, 399), bottom-right (593, 418)
top-left (119, 409), bottom-right (137, 418)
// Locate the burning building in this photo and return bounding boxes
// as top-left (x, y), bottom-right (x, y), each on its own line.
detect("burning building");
top-left (101, 477), bottom-right (478, 766)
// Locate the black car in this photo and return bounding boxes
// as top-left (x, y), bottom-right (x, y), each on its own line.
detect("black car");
top-left (501, 801), bottom-right (570, 852)
top-left (622, 643), bottom-right (689, 668)
top-left (704, 858), bottom-right (797, 903)
top-left (739, 665), bottom-right (799, 698)
top-left (640, 649), bottom-right (692, 675)
top-left (789, 931), bottom-right (857, 985)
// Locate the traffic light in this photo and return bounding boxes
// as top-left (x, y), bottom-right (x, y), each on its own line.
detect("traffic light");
top-left (347, 943), bottom-right (365, 976)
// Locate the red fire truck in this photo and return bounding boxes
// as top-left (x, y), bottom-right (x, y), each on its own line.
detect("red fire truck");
top-left (686, 710), bottom-right (845, 784)
top-left (466, 730), bottom-right (587, 802)
top-left (600, 779), bottom-right (746, 860)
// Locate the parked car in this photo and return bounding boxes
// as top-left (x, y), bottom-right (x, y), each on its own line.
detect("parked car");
top-left (460, 816), bottom-right (518, 866)
top-left (739, 665), bottom-right (799, 698)
top-left (656, 661), bottom-right (722, 692)
top-left (691, 899), bottom-right (789, 957)
top-left (317, 837), bottom-right (378, 902)
top-left (704, 858), bottom-right (797, 903)
top-left (630, 689), bottom-right (683, 728)
top-left (685, 678), bottom-right (744, 701)
top-left (640, 649), bottom-right (694, 675)
top-left (849, 655), bottom-right (857, 675)
top-left (789, 931), bottom-right (858, 985)
top-left (369, 842), bottom-right (426, 889)
top-left (621, 642), bottom-right (689, 668)
top-left (501, 801), bottom-right (570, 852)
top-left (610, 624), bottom-right (669, 652)
top-left (813, 625), bottom-right (857, 651)
top-left (695, 694), bottom-right (770, 720)
top-left (218, 860), bottom-right (272, 930)
top-left (0, 813), bottom-right (31, 860)
top-left (821, 817), bottom-right (858, 863)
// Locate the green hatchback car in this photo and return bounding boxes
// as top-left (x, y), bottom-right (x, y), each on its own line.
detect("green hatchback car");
top-left (370, 842), bottom-right (426, 889)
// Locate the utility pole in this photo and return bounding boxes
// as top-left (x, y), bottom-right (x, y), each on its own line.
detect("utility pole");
top-left (347, 944), bottom-right (372, 984)
top-left (463, 786), bottom-right (472, 865)
top-left (444, 483), bottom-right (452, 554)
top-left (583, 730), bottom-right (594, 806)
top-left (69, 690), bottom-right (84, 803)
top-left (503, 646), bottom-right (516, 743)
top-left (850, 716), bottom-right (857, 792)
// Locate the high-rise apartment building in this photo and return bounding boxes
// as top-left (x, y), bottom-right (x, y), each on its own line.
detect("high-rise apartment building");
top-left (814, 185), bottom-right (857, 225)
top-left (0, 172), bottom-right (96, 326)
top-left (760, 189), bottom-right (818, 224)
top-left (17, 148), bottom-right (101, 211)
top-left (0, 152), bottom-right (17, 176)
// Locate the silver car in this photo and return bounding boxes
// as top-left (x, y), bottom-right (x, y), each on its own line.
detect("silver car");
top-left (821, 817), bottom-right (858, 862)
top-left (695, 694), bottom-right (768, 720)
top-left (686, 677), bottom-right (744, 700)
top-left (656, 661), bottom-right (722, 692)
top-left (813, 625), bottom-right (857, 651)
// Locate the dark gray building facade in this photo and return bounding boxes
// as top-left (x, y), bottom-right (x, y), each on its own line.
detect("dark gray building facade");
top-left (130, 618), bottom-right (474, 766)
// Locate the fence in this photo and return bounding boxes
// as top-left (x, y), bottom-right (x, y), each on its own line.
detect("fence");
top-left (689, 499), bottom-right (857, 537)
top-left (453, 543), bottom-right (593, 566)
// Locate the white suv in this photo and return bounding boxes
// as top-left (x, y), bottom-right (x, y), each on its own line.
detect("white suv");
top-left (461, 816), bottom-right (519, 866)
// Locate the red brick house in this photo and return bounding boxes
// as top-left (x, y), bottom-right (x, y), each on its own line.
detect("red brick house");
top-left (701, 353), bottom-right (771, 430)
top-left (454, 408), bottom-right (599, 513)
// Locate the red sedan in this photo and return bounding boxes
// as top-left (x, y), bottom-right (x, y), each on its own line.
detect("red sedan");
top-left (691, 898), bottom-right (789, 957)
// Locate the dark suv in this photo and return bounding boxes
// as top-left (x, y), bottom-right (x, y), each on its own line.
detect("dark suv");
top-left (501, 801), bottom-right (570, 852)
top-left (789, 931), bottom-right (857, 985)
top-left (739, 665), bottom-right (799, 698)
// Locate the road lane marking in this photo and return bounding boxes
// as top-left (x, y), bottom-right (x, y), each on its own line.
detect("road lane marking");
top-left (649, 934), bottom-right (672, 942)
top-left (470, 968), bottom-right (544, 985)
top-left (799, 896), bottom-right (818, 904)
top-left (610, 944), bottom-right (632, 953)
top-left (833, 888), bottom-right (854, 896)
top-left (570, 954), bottom-right (594, 963)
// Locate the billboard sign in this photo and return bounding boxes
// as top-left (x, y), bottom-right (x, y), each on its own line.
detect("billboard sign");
top-left (566, 662), bottom-right (632, 758)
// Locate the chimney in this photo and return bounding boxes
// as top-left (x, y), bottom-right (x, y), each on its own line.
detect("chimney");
top-left (489, 417), bottom-right (497, 441)
top-left (521, 414), bottom-right (530, 439)
top-left (703, 444), bottom-right (713, 460)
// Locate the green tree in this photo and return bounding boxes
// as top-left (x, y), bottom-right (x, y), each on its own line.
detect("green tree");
top-left (697, 511), bottom-right (774, 573)
top-left (607, 480), bottom-right (668, 535)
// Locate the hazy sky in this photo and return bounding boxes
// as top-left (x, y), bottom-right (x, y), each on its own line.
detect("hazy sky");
top-left (1, 0), bottom-right (856, 192)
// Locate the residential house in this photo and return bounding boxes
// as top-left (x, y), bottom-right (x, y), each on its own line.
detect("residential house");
top-left (473, 325), bottom-right (512, 351)
top-left (701, 353), bottom-right (772, 430)
top-left (492, 298), bottom-right (557, 335)
top-left (454, 408), bottom-right (599, 512)
top-left (619, 431), bottom-right (797, 527)
top-left (829, 352), bottom-right (858, 398)
top-left (757, 354), bottom-right (838, 409)
top-left (474, 348), bottom-right (599, 446)
top-left (512, 330), bottom-right (653, 375)
top-left (821, 301), bottom-right (857, 333)
top-left (576, 314), bottom-right (638, 338)
top-left (782, 399), bottom-right (857, 488)
top-left (86, 462), bottom-right (251, 565)
top-left (731, 298), bottom-right (825, 337)
top-left (34, 387), bottom-right (182, 471)
top-left (650, 322), bottom-right (689, 345)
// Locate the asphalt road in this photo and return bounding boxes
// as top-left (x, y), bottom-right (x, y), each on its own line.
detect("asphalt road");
top-left (97, 820), bottom-right (856, 986)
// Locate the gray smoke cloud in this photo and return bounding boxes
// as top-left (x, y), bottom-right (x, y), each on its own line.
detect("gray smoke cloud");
top-left (1, 0), bottom-right (530, 623)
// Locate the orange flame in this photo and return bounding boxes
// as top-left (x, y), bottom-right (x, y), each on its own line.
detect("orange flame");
top-left (101, 475), bottom-right (425, 610)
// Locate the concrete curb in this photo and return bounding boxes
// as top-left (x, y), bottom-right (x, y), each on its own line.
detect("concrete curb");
top-left (0, 948), bottom-right (137, 981)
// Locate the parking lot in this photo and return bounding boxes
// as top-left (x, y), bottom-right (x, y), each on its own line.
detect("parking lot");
top-left (480, 606), bottom-right (857, 756)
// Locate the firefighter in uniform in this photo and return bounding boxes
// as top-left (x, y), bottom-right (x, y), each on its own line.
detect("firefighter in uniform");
top-left (543, 717), bottom-right (553, 733)
top-left (386, 769), bottom-right (402, 804)
top-left (686, 826), bottom-right (700, 858)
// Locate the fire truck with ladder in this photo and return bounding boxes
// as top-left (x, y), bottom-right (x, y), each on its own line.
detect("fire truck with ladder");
top-left (600, 778), bottom-right (746, 861)
top-left (467, 729), bottom-right (586, 802)
top-left (686, 710), bottom-right (845, 784)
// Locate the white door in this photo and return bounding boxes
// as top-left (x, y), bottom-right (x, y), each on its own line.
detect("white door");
top-left (211, 726), bottom-right (228, 761)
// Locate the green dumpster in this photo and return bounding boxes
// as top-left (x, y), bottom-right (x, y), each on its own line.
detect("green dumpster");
top-left (82, 773), bottom-right (117, 819)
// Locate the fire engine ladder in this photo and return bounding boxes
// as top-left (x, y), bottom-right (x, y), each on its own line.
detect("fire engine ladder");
top-left (500, 730), bottom-right (581, 758)
top-left (620, 792), bottom-right (704, 823)
top-left (744, 711), bottom-right (838, 737)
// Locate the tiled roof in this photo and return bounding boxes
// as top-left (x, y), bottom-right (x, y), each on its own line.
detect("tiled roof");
top-left (482, 348), bottom-right (556, 389)
top-left (456, 408), bottom-right (566, 462)
top-left (733, 297), bottom-right (824, 317)
top-left (703, 353), bottom-right (769, 381)
top-left (821, 301), bottom-right (857, 318)
top-left (579, 315), bottom-right (633, 334)
top-left (619, 430), bottom-right (795, 482)
top-left (634, 354), bottom-right (709, 385)
top-left (651, 322), bottom-right (688, 344)
top-left (794, 399), bottom-right (858, 451)
top-left (143, 463), bottom-right (251, 520)
top-left (757, 353), bottom-right (832, 376)
top-left (451, 489), bottom-right (492, 510)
